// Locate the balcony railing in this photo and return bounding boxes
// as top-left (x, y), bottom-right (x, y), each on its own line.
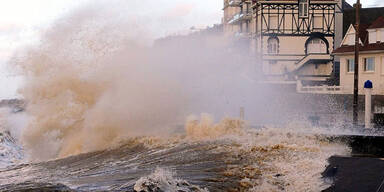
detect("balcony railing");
top-left (228, 13), bottom-right (251, 24)
top-left (296, 81), bottom-right (343, 94)
top-left (290, 53), bottom-right (332, 72)
top-left (228, 0), bottom-right (242, 6)
top-left (234, 32), bottom-right (251, 37)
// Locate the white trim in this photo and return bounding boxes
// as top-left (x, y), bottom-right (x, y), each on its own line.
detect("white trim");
top-left (340, 24), bottom-right (363, 46)
top-left (340, 25), bottom-right (353, 46)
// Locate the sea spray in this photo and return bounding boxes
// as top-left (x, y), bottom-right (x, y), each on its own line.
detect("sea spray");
top-left (11, 2), bottom-right (188, 160)
top-left (10, 0), bottom-right (261, 160)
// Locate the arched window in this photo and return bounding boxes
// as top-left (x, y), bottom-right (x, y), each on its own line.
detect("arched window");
top-left (267, 37), bottom-right (279, 54)
top-left (307, 38), bottom-right (327, 54)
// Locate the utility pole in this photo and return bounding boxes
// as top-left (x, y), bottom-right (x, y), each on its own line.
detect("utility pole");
top-left (353, 0), bottom-right (361, 126)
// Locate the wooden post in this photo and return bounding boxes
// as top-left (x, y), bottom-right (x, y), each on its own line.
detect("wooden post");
top-left (353, 0), bottom-right (361, 126)
top-left (240, 107), bottom-right (245, 120)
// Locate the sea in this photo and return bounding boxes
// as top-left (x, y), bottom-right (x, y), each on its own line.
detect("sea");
top-left (0, 113), bottom-right (350, 191)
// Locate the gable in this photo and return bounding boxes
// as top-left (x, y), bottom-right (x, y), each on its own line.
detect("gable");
top-left (340, 24), bottom-right (363, 46)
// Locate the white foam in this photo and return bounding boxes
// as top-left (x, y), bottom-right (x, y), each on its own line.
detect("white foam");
top-left (0, 131), bottom-right (24, 169)
top-left (133, 168), bottom-right (209, 192)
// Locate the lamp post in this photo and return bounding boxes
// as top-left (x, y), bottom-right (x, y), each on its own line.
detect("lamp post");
top-left (353, 0), bottom-right (361, 126)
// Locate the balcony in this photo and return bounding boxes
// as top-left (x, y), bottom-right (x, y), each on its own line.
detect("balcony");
top-left (223, 0), bottom-right (242, 9)
top-left (291, 53), bottom-right (332, 72)
top-left (228, 13), bottom-right (252, 24)
top-left (228, 0), bottom-right (242, 6)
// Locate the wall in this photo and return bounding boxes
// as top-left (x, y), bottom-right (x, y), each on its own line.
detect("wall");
top-left (340, 53), bottom-right (384, 95)
top-left (261, 35), bottom-right (334, 76)
top-left (223, 0), bottom-right (241, 34)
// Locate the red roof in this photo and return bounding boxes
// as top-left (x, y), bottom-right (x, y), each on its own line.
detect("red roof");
top-left (368, 16), bottom-right (384, 29)
top-left (333, 19), bottom-right (384, 54)
top-left (333, 43), bottom-right (384, 54)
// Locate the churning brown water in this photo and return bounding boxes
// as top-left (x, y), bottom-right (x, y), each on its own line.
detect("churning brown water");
top-left (0, 116), bottom-right (349, 191)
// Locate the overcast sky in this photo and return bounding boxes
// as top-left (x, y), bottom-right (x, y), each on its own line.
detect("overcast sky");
top-left (0, 0), bottom-right (381, 99)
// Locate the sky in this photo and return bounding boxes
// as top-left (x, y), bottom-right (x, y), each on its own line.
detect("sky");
top-left (0, 0), bottom-right (381, 99)
top-left (0, 0), bottom-right (222, 99)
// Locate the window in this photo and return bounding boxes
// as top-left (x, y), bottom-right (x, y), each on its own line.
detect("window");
top-left (364, 57), bottom-right (375, 72)
top-left (267, 37), bottom-right (279, 54)
top-left (307, 38), bottom-right (327, 54)
top-left (347, 58), bottom-right (355, 73)
top-left (380, 29), bottom-right (384, 42)
top-left (369, 30), bottom-right (377, 44)
top-left (299, 0), bottom-right (309, 18)
top-left (382, 57), bottom-right (384, 74)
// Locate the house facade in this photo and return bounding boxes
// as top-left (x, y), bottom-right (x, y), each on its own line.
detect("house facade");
top-left (222, 0), bottom-right (384, 96)
top-left (253, 0), bottom-right (344, 85)
top-left (334, 17), bottom-right (384, 95)
top-left (223, 0), bottom-right (346, 86)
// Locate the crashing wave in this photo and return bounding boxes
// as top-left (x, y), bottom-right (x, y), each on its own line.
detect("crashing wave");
top-left (133, 168), bottom-right (208, 192)
top-left (185, 114), bottom-right (245, 140)
top-left (0, 130), bottom-right (23, 168)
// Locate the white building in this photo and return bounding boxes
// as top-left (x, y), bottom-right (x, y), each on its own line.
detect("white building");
top-left (334, 16), bottom-right (384, 95)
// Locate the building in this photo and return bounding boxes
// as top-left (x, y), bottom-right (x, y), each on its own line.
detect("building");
top-left (221, 1), bottom-right (384, 125)
top-left (222, 1), bottom-right (384, 95)
top-left (223, 0), bottom-right (254, 36)
top-left (333, 16), bottom-right (384, 95)
top-left (252, 0), bottom-right (345, 86)
top-left (223, 0), bottom-right (352, 86)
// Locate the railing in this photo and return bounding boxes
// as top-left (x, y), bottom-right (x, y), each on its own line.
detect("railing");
top-left (228, 13), bottom-right (251, 24)
top-left (228, 13), bottom-right (242, 24)
top-left (228, 0), bottom-right (241, 6)
top-left (291, 53), bottom-right (331, 72)
top-left (234, 32), bottom-right (252, 37)
top-left (297, 81), bottom-right (343, 94)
